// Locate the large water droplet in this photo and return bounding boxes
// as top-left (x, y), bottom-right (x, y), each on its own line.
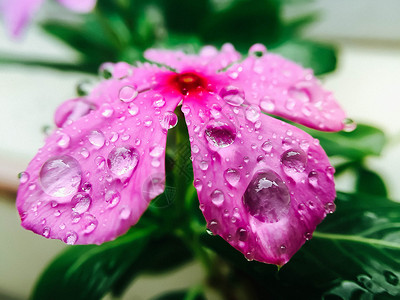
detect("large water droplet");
top-left (105, 190), bottom-right (121, 208)
top-left (82, 214), bottom-right (98, 234)
top-left (243, 170), bottom-right (290, 223)
top-left (219, 86), bottom-right (245, 106)
top-left (56, 132), bottom-right (71, 149)
top-left (100, 103), bottom-right (114, 118)
top-left (152, 94), bottom-right (166, 108)
top-left (224, 168), bottom-right (240, 186)
top-left (120, 207), bottom-right (131, 220)
top-left (324, 202), bottom-right (336, 214)
top-left (88, 130), bottom-right (105, 149)
top-left (194, 179), bottom-right (203, 191)
top-left (245, 105), bottom-right (260, 123)
top-left (128, 103), bottom-right (139, 116)
top-left (71, 192), bottom-right (91, 214)
top-left (248, 44), bottom-right (267, 57)
top-left (119, 85), bottom-right (138, 102)
top-left (40, 156), bottom-right (82, 198)
top-left (342, 118), bottom-right (357, 132)
top-left (160, 111), bottom-right (178, 130)
top-left (261, 140), bottom-right (272, 153)
top-left (308, 171), bottom-right (319, 188)
top-left (205, 121), bottom-right (236, 148)
top-left (288, 85), bottom-right (311, 103)
top-left (260, 96), bottom-right (275, 112)
top-left (149, 145), bottom-right (164, 158)
top-left (210, 189), bottom-right (224, 206)
top-left (281, 149), bottom-right (307, 174)
top-left (64, 231), bottom-right (78, 245)
top-left (199, 160), bottom-right (209, 171)
top-left (107, 146), bottom-right (139, 177)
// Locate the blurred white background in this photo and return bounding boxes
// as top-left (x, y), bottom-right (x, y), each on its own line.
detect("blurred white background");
top-left (0, 0), bottom-right (399, 299)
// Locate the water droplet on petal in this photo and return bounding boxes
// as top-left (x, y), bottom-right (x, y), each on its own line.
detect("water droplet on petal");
top-left (181, 105), bottom-right (191, 115)
top-left (18, 172), bottom-right (29, 184)
top-left (289, 85), bottom-right (311, 103)
top-left (42, 226), bottom-right (50, 238)
top-left (160, 111), bottom-right (178, 130)
top-left (56, 132), bottom-right (71, 148)
top-left (107, 146), bottom-right (139, 178)
top-left (342, 118), bottom-right (357, 132)
top-left (249, 44), bottom-right (267, 57)
top-left (143, 176), bottom-right (165, 201)
top-left (88, 130), bottom-right (105, 149)
top-left (224, 168), bottom-right (240, 186)
top-left (120, 207), bottom-right (131, 220)
top-left (236, 228), bottom-right (248, 241)
top-left (40, 156), bottom-right (82, 198)
top-left (105, 190), bottom-right (121, 208)
top-left (71, 192), bottom-right (91, 214)
top-left (128, 103), bottom-right (139, 116)
top-left (245, 105), bottom-right (260, 123)
top-left (260, 96), bottom-right (275, 112)
top-left (219, 86), bottom-right (245, 106)
top-left (152, 94), bottom-right (165, 107)
top-left (304, 232), bottom-right (312, 240)
top-left (82, 214), bottom-right (98, 234)
top-left (211, 189), bottom-right (224, 206)
top-left (119, 85), bottom-right (138, 102)
top-left (143, 117), bottom-right (153, 127)
top-left (308, 171), bottom-right (319, 187)
top-left (149, 145), bottom-right (164, 158)
top-left (64, 231), bottom-right (78, 245)
top-left (205, 120), bottom-right (236, 148)
top-left (261, 140), bottom-right (272, 153)
top-left (281, 149), bottom-right (307, 174)
top-left (199, 160), bottom-right (209, 171)
top-left (207, 219), bottom-right (219, 234)
top-left (324, 202), bottom-right (336, 214)
top-left (100, 103), bottom-right (114, 118)
top-left (326, 166), bottom-right (335, 180)
top-left (194, 179), bottom-right (203, 191)
top-left (81, 182), bottom-right (92, 192)
top-left (243, 170), bottom-right (290, 223)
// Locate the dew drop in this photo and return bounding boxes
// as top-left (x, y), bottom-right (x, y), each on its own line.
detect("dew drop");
top-left (81, 182), bottom-right (92, 192)
top-left (39, 156), bottom-right (82, 198)
top-left (42, 226), bottom-right (50, 238)
top-left (149, 145), bottom-right (164, 158)
top-left (152, 94), bottom-right (165, 107)
top-left (249, 44), bottom-right (267, 57)
top-left (71, 192), bottom-right (91, 214)
top-left (100, 103), bottom-right (114, 118)
top-left (210, 189), bottom-right (224, 207)
top-left (326, 166), bottom-right (335, 180)
top-left (119, 85), bottom-right (138, 102)
top-left (207, 219), bottom-right (219, 234)
top-left (181, 104), bottom-right (191, 115)
top-left (88, 130), bottom-right (105, 149)
top-left (281, 149), bottom-right (307, 173)
top-left (342, 118), bottom-right (357, 132)
top-left (205, 120), bottom-right (236, 148)
top-left (199, 160), bottom-right (209, 171)
top-left (105, 190), bottom-right (121, 208)
top-left (120, 207), bottom-right (131, 220)
top-left (288, 85), bottom-right (311, 103)
top-left (64, 231), bottom-right (78, 245)
top-left (143, 176), bottom-right (165, 201)
top-left (143, 117), bottom-right (153, 127)
top-left (308, 171), bottom-right (319, 187)
top-left (260, 96), bottom-right (275, 112)
top-left (160, 111), bottom-right (178, 130)
top-left (224, 168), bottom-right (240, 186)
top-left (107, 146), bottom-right (139, 177)
top-left (243, 170), bottom-right (290, 223)
top-left (82, 214), bottom-right (98, 234)
top-left (56, 132), bottom-right (71, 149)
top-left (18, 172), bottom-right (29, 184)
top-left (261, 140), bottom-right (272, 153)
top-left (219, 86), bottom-right (245, 106)
top-left (304, 232), bottom-right (312, 240)
top-left (128, 103), bottom-right (139, 116)
top-left (193, 179), bottom-right (203, 191)
top-left (245, 105), bottom-right (260, 123)
top-left (324, 202), bottom-right (336, 214)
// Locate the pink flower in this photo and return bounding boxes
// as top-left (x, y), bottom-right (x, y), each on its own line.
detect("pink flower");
top-left (17, 44), bottom-right (346, 265)
top-left (0, 0), bottom-right (96, 37)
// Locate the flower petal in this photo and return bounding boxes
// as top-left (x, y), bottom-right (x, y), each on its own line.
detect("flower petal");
top-left (144, 43), bottom-right (241, 73)
top-left (0, 0), bottom-right (43, 37)
top-left (17, 67), bottom-right (181, 245)
top-left (183, 92), bottom-right (336, 265)
top-left (57, 0), bottom-right (96, 12)
top-left (226, 44), bottom-right (346, 131)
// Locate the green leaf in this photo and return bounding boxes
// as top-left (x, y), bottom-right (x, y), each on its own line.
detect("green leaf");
top-left (271, 39), bottom-right (337, 75)
top-left (151, 288), bottom-right (205, 300)
top-left (31, 227), bottom-right (153, 300)
top-left (202, 192), bottom-right (400, 299)
top-left (304, 124), bottom-right (386, 159)
top-left (356, 167), bottom-right (388, 197)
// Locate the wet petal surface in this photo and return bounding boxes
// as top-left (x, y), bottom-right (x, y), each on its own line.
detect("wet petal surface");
top-left (184, 92), bottom-right (336, 265)
top-left (17, 66), bottom-right (181, 245)
top-left (226, 44), bottom-right (346, 131)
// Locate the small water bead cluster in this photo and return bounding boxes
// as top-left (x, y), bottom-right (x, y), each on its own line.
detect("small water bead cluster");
top-left (17, 44), bottom-right (346, 265)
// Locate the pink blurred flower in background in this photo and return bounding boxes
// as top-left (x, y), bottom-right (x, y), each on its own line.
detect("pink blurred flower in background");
top-left (0, 0), bottom-right (96, 37)
top-left (17, 44), bottom-right (346, 265)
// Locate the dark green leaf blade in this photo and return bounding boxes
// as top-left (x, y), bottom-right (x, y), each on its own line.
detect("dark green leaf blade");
top-left (31, 227), bottom-right (152, 300)
top-left (151, 288), bottom-right (205, 300)
top-left (356, 167), bottom-right (388, 197)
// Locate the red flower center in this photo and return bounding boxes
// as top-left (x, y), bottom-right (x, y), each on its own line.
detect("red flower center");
top-left (171, 72), bottom-right (207, 95)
